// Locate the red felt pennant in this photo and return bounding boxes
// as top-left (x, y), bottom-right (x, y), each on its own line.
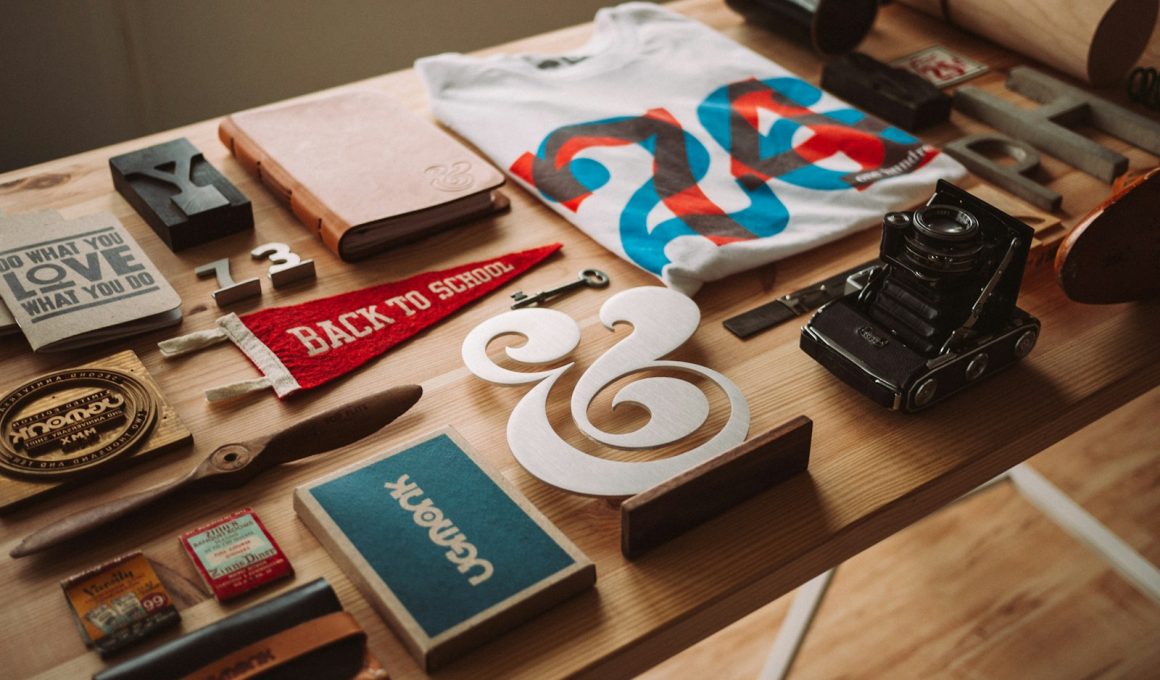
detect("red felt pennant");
top-left (161, 243), bottom-right (562, 399)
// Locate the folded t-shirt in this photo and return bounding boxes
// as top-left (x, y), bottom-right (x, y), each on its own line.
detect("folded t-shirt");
top-left (417, 2), bottom-right (966, 295)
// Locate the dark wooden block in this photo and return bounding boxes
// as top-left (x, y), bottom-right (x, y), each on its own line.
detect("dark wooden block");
top-left (109, 138), bottom-right (253, 251)
top-left (621, 416), bottom-right (812, 559)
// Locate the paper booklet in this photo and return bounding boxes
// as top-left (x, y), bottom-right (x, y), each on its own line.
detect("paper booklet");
top-left (218, 90), bottom-right (507, 262)
top-left (0, 210), bottom-right (182, 351)
top-left (0, 210), bottom-right (48, 336)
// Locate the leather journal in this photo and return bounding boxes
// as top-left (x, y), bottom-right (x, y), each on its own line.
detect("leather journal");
top-left (218, 90), bottom-right (507, 261)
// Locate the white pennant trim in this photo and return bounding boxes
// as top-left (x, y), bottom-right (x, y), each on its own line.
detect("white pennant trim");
top-left (216, 313), bottom-right (301, 399)
top-left (157, 314), bottom-right (301, 400)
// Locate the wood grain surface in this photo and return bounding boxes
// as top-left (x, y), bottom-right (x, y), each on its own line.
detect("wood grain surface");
top-left (643, 386), bottom-right (1160, 679)
top-left (1, 2), bottom-right (1158, 679)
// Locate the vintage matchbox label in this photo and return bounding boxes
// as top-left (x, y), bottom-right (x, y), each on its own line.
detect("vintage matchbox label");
top-left (179, 508), bottom-right (293, 601)
top-left (61, 551), bottom-right (180, 657)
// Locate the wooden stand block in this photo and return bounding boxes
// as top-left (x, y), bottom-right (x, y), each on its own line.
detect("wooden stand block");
top-left (621, 416), bottom-right (812, 559)
top-left (109, 138), bottom-right (253, 251)
top-left (0, 350), bottom-right (193, 512)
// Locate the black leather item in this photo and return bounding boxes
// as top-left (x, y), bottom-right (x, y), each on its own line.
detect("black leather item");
top-left (724, 260), bottom-right (876, 339)
top-left (821, 53), bottom-right (952, 132)
top-left (94, 578), bottom-right (365, 680)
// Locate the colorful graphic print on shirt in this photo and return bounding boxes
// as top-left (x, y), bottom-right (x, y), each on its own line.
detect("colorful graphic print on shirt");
top-left (511, 76), bottom-right (939, 275)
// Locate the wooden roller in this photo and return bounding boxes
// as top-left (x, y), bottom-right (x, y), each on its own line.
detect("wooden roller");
top-left (897, 0), bottom-right (1158, 86)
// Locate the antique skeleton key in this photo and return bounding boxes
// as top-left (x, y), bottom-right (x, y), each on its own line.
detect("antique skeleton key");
top-left (511, 269), bottom-right (610, 309)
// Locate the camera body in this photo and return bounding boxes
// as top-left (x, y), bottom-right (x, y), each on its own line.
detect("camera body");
top-left (801, 180), bottom-right (1040, 412)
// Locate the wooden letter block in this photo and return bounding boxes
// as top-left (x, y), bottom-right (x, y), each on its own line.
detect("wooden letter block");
top-left (945, 134), bottom-right (1062, 212)
top-left (621, 416), bottom-right (812, 559)
top-left (294, 427), bottom-right (595, 671)
top-left (954, 67), bottom-right (1160, 184)
top-left (109, 138), bottom-right (253, 251)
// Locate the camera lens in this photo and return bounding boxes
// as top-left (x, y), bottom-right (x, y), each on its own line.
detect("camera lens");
top-left (913, 206), bottom-right (979, 242)
top-left (903, 205), bottom-right (983, 275)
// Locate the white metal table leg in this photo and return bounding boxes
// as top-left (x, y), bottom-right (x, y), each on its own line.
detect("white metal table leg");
top-left (755, 462), bottom-right (1160, 678)
top-left (1008, 463), bottom-right (1160, 603)
top-left (758, 567), bottom-right (836, 680)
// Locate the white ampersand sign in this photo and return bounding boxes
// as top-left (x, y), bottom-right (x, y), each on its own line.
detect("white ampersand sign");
top-left (461, 286), bottom-right (749, 496)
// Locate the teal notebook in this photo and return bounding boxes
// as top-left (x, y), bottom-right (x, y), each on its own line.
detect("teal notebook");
top-left (294, 427), bottom-right (595, 670)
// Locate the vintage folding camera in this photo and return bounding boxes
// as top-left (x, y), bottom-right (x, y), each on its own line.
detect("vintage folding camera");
top-left (801, 180), bottom-right (1040, 412)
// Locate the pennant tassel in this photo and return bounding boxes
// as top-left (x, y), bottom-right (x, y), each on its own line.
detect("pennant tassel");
top-left (205, 377), bottom-right (273, 403)
top-left (158, 243), bottom-right (564, 400)
top-left (157, 327), bottom-right (228, 356)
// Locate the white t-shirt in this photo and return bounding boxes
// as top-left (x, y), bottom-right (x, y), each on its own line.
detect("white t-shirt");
top-left (417, 3), bottom-right (965, 295)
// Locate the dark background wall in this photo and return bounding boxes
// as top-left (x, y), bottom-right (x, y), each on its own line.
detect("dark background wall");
top-left (0, 0), bottom-right (629, 173)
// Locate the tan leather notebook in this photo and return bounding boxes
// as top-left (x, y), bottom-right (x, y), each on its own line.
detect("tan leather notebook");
top-left (219, 90), bottom-right (506, 261)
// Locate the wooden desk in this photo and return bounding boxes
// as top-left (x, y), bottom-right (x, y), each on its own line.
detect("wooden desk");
top-left (2, 2), bottom-right (1157, 678)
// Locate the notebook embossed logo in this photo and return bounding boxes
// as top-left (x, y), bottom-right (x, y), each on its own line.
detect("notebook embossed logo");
top-left (425, 161), bottom-right (475, 192)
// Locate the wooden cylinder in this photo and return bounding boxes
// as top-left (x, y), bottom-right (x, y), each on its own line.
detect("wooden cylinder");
top-left (898, 0), bottom-right (1158, 86)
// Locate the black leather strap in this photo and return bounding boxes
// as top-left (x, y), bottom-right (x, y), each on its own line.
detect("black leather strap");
top-left (95, 578), bottom-right (352, 680)
top-left (724, 260), bottom-right (877, 339)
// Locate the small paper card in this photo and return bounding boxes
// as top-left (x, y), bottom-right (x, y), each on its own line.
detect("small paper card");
top-left (0, 210), bottom-right (181, 351)
top-left (294, 428), bottom-right (595, 670)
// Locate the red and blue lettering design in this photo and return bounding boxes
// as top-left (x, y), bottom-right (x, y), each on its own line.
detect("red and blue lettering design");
top-left (511, 76), bottom-right (938, 275)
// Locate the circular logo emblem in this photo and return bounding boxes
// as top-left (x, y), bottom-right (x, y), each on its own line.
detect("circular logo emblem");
top-left (0, 368), bottom-right (157, 478)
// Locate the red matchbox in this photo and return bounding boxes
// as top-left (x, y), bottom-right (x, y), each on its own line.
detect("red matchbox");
top-left (179, 508), bottom-right (293, 601)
